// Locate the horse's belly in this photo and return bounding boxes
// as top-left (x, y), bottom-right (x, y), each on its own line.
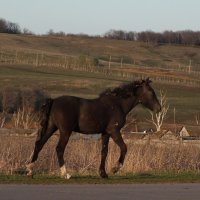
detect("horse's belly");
top-left (78, 103), bottom-right (107, 134)
top-left (78, 119), bottom-right (104, 134)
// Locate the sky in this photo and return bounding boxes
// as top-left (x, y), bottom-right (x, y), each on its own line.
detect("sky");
top-left (0, 0), bottom-right (200, 35)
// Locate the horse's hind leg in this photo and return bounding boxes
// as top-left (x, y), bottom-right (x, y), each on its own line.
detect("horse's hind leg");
top-left (110, 131), bottom-right (127, 174)
top-left (99, 133), bottom-right (110, 178)
top-left (56, 131), bottom-right (71, 179)
top-left (26, 124), bottom-right (57, 177)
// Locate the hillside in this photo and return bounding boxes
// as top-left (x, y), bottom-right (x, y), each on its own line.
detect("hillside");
top-left (0, 33), bottom-right (200, 126)
top-left (0, 33), bottom-right (200, 87)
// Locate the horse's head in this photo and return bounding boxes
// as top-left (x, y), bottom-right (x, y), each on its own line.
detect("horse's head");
top-left (136, 78), bottom-right (161, 113)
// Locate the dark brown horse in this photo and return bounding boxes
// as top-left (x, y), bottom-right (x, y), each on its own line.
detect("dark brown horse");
top-left (26, 78), bottom-right (161, 179)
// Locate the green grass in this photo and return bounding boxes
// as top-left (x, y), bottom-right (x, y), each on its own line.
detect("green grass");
top-left (1, 172), bottom-right (200, 184)
top-left (0, 64), bottom-right (125, 97)
top-left (0, 63), bottom-right (200, 125)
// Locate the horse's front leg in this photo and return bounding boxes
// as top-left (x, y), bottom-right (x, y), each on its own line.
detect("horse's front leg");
top-left (110, 131), bottom-right (127, 174)
top-left (99, 133), bottom-right (110, 178)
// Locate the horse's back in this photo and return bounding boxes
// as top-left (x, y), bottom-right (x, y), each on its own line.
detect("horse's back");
top-left (52, 95), bottom-right (80, 110)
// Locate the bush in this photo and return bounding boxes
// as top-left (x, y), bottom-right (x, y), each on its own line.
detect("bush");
top-left (91, 57), bottom-right (99, 66)
top-left (0, 88), bottom-right (49, 114)
top-left (1, 88), bottom-right (21, 113)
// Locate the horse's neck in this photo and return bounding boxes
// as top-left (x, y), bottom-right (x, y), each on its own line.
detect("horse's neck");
top-left (120, 96), bottom-right (137, 114)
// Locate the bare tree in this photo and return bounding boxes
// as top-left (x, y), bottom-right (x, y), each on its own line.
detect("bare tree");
top-left (195, 113), bottom-right (200, 125)
top-left (147, 90), bottom-right (169, 132)
top-left (0, 114), bottom-right (5, 128)
top-left (6, 22), bottom-right (21, 34)
top-left (23, 28), bottom-right (34, 35)
top-left (0, 18), bottom-right (7, 33)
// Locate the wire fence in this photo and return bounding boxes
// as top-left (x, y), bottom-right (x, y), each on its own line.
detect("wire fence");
top-left (1, 48), bottom-right (200, 88)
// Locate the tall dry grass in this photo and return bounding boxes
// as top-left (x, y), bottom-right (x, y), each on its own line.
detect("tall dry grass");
top-left (0, 87), bottom-right (48, 129)
top-left (0, 87), bottom-right (49, 114)
top-left (0, 135), bottom-right (200, 175)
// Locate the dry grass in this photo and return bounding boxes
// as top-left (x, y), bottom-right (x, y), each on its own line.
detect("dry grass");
top-left (0, 87), bottom-right (49, 114)
top-left (11, 107), bottom-right (39, 129)
top-left (0, 135), bottom-right (200, 176)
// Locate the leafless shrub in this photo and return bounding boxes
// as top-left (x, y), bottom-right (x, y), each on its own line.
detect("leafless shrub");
top-left (0, 113), bottom-right (6, 128)
top-left (195, 113), bottom-right (200, 125)
top-left (147, 90), bottom-right (169, 132)
top-left (0, 88), bottom-right (48, 129)
top-left (1, 88), bottom-right (21, 113)
top-left (20, 88), bottom-right (49, 112)
top-left (12, 106), bottom-right (39, 129)
top-left (0, 88), bottom-right (49, 114)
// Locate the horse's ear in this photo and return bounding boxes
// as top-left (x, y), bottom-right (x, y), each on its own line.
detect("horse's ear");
top-left (135, 80), bottom-right (142, 88)
top-left (139, 79), bottom-right (145, 86)
top-left (146, 77), bottom-right (152, 84)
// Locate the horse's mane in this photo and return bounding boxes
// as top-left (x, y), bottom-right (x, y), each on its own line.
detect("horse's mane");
top-left (99, 80), bottom-right (142, 98)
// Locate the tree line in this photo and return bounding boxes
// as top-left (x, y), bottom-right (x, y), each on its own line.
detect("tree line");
top-left (45, 29), bottom-right (200, 46)
top-left (0, 18), bottom-right (33, 34)
top-left (1, 17), bottom-right (200, 46)
top-left (104, 29), bottom-right (200, 45)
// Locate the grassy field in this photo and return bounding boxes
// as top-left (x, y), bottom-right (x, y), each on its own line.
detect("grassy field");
top-left (1, 33), bottom-right (200, 70)
top-left (1, 34), bottom-right (200, 184)
top-left (1, 134), bottom-right (200, 178)
top-left (1, 133), bottom-right (200, 184)
top-left (0, 63), bottom-right (199, 125)
top-left (1, 172), bottom-right (200, 184)
top-left (0, 34), bottom-right (200, 125)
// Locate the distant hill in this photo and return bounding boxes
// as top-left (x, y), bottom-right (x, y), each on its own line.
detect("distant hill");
top-left (0, 33), bottom-right (199, 88)
top-left (0, 33), bottom-right (200, 125)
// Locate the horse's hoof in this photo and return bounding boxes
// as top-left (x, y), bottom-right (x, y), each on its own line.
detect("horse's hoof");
top-left (112, 163), bottom-right (122, 174)
top-left (27, 175), bottom-right (34, 179)
top-left (27, 172), bottom-right (34, 179)
top-left (66, 173), bottom-right (71, 179)
top-left (111, 166), bottom-right (119, 174)
top-left (26, 163), bottom-right (34, 178)
top-left (100, 173), bottom-right (108, 179)
top-left (61, 173), bottom-right (71, 180)
top-left (99, 169), bottom-right (108, 179)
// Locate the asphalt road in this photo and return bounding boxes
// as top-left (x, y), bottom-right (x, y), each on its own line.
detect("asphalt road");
top-left (0, 184), bottom-right (200, 200)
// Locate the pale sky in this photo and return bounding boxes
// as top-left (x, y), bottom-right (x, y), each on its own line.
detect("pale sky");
top-left (0, 0), bottom-right (200, 35)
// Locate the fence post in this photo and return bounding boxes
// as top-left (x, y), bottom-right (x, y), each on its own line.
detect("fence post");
top-left (35, 52), bottom-right (39, 66)
top-left (109, 55), bottom-right (111, 69)
top-left (0, 48), bottom-right (3, 62)
top-left (15, 50), bottom-right (18, 63)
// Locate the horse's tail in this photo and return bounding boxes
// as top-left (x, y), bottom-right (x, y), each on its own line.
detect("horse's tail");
top-left (38, 98), bottom-right (54, 140)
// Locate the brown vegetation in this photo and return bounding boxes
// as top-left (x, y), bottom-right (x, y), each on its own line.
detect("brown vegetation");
top-left (0, 88), bottom-right (49, 113)
top-left (0, 88), bottom-right (49, 129)
top-left (0, 135), bottom-right (200, 175)
top-left (0, 31), bottom-right (199, 177)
